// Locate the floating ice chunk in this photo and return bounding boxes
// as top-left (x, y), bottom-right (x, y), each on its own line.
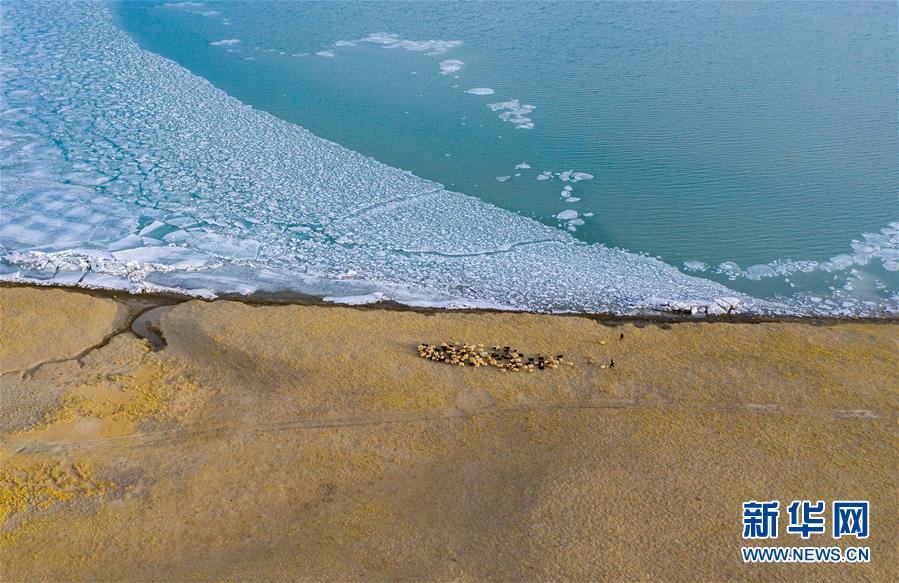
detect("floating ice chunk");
top-left (439, 59), bottom-right (463, 75)
top-left (820, 254), bottom-right (854, 272)
top-left (717, 262), bottom-right (741, 278)
top-left (465, 87), bottom-right (494, 95)
top-left (563, 185), bottom-right (573, 191)
top-left (315, 50), bottom-right (336, 58)
top-left (683, 261), bottom-right (707, 272)
top-left (558, 170), bottom-right (594, 183)
top-left (744, 264), bottom-right (777, 280)
top-left (210, 39), bottom-right (240, 46)
top-left (515, 162), bottom-right (531, 169)
top-left (495, 176), bottom-right (510, 182)
top-left (342, 33), bottom-right (463, 56)
top-left (566, 198), bottom-right (581, 203)
top-left (566, 218), bottom-right (584, 232)
top-left (536, 171), bottom-right (552, 181)
top-left (556, 210), bottom-right (578, 221)
top-left (880, 248), bottom-right (899, 261)
top-left (884, 260), bottom-right (899, 272)
top-left (353, 32), bottom-right (399, 44)
top-left (488, 99), bottom-right (535, 130)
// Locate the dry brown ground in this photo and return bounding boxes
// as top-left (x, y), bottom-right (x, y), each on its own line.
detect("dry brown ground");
top-left (1, 285), bottom-right (896, 581)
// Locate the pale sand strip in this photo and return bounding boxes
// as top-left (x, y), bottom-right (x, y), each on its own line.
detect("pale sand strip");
top-left (0, 286), bottom-right (896, 581)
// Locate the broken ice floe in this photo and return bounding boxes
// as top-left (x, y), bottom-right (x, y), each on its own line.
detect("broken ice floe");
top-left (439, 59), bottom-right (463, 75)
top-left (488, 99), bottom-right (535, 130)
top-left (333, 33), bottom-right (462, 56)
top-left (706, 223), bottom-right (899, 282)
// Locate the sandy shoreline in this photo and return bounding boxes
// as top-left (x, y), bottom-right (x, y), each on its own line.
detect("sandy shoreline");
top-left (1, 284), bottom-right (896, 580)
top-left (3, 281), bottom-right (898, 325)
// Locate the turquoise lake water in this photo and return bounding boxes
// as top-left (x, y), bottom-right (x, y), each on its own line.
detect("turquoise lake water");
top-left (1, 1), bottom-right (896, 315)
top-left (112, 1), bottom-right (898, 302)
